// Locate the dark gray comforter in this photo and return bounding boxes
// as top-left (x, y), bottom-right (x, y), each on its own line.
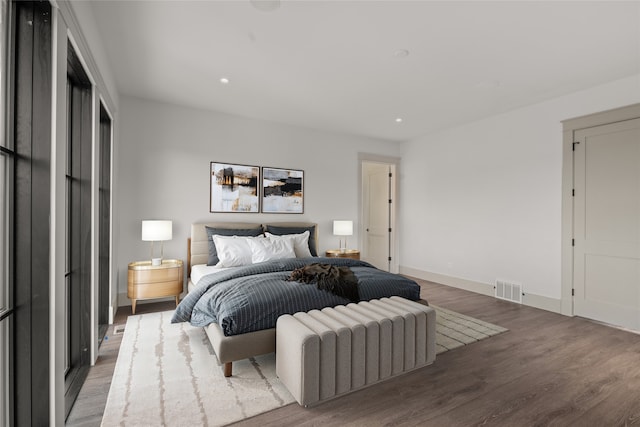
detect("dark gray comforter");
top-left (171, 257), bottom-right (421, 336)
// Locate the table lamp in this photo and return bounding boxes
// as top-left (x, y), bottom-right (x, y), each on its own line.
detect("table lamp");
top-left (142, 220), bottom-right (172, 265)
top-left (333, 220), bottom-right (353, 253)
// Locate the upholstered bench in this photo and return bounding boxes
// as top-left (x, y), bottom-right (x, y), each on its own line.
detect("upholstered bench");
top-left (276, 296), bottom-right (436, 407)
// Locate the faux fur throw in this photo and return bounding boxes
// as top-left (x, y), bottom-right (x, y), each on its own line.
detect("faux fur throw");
top-left (287, 263), bottom-right (360, 302)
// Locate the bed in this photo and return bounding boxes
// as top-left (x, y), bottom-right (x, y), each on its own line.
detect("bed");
top-left (172, 221), bottom-right (422, 377)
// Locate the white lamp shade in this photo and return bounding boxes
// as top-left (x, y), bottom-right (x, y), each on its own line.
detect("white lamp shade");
top-left (333, 220), bottom-right (353, 236)
top-left (141, 220), bottom-right (172, 241)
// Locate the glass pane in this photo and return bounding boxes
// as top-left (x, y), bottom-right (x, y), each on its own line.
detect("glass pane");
top-left (0, 0), bottom-right (7, 316)
top-left (0, 155), bottom-right (4, 313)
top-left (0, 3), bottom-right (10, 425)
top-left (0, 0), bottom-right (7, 149)
top-left (0, 316), bottom-right (9, 426)
top-left (65, 274), bottom-right (70, 374)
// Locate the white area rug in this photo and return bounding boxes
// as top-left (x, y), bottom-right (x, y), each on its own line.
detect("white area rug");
top-left (431, 304), bottom-right (508, 354)
top-left (102, 306), bottom-right (507, 426)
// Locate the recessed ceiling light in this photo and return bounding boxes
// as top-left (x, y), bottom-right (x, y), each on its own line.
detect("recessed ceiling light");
top-left (394, 49), bottom-right (410, 58)
top-left (220, 77), bottom-right (230, 84)
top-left (250, 0), bottom-right (281, 12)
top-left (395, 118), bottom-right (403, 123)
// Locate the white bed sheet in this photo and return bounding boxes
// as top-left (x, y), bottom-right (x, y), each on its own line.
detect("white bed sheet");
top-left (190, 264), bottom-right (232, 287)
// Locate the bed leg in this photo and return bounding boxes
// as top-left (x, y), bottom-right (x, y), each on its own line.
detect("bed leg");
top-left (224, 362), bottom-right (232, 377)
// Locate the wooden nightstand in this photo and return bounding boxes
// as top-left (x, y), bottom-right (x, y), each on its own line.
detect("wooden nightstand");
top-left (127, 259), bottom-right (184, 314)
top-left (325, 249), bottom-right (360, 260)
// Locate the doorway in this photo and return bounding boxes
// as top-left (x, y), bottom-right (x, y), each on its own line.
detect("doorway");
top-left (360, 158), bottom-right (398, 272)
top-left (98, 102), bottom-right (112, 343)
top-left (573, 118), bottom-right (640, 329)
top-left (562, 104), bottom-right (640, 330)
top-left (64, 41), bottom-right (93, 417)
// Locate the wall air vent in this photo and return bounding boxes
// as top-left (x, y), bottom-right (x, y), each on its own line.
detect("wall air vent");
top-left (495, 279), bottom-right (523, 304)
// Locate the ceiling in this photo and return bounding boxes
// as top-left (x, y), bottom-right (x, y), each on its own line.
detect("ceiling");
top-left (88, 1), bottom-right (640, 142)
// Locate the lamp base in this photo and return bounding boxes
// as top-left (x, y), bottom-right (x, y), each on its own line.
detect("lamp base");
top-left (151, 257), bottom-right (162, 266)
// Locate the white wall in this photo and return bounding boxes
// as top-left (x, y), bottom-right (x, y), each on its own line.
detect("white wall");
top-left (115, 96), bottom-right (401, 303)
top-left (67, 0), bottom-right (119, 108)
top-left (399, 74), bottom-right (640, 311)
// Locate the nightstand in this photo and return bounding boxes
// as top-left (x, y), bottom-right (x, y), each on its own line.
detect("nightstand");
top-left (325, 249), bottom-right (360, 260)
top-left (127, 259), bottom-right (184, 314)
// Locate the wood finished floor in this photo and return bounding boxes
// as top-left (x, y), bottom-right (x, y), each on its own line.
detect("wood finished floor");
top-left (66, 279), bottom-right (640, 426)
top-left (65, 300), bottom-right (176, 426)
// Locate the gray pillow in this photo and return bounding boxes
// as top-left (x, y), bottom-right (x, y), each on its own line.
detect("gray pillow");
top-left (264, 225), bottom-right (317, 257)
top-left (205, 226), bottom-right (263, 266)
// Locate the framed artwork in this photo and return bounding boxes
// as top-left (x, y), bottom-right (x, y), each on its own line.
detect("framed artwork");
top-left (262, 167), bottom-right (304, 213)
top-left (210, 162), bottom-right (260, 213)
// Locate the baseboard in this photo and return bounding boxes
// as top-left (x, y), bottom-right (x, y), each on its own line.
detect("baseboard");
top-left (521, 292), bottom-right (562, 314)
top-left (400, 266), bottom-right (494, 296)
top-left (117, 292), bottom-right (129, 307)
top-left (399, 266), bottom-right (562, 314)
top-left (109, 306), bottom-right (116, 324)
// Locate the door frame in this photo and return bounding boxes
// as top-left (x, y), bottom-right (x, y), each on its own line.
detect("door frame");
top-left (560, 103), bottom-right (640, 317)
top-left (98, 96), bottom-right (116, 326)
top-left (358, 153), bottom-right (400, 273)
top-left (98, 100), bottom-right (113, 343)
top-left (64, 39), bottom-right (93, 419)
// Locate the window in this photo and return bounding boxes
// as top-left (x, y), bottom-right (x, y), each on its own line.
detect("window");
top-left (12, 1), bottom-right (53, 423)
top-left (0, 0), bottom-right (13, 425)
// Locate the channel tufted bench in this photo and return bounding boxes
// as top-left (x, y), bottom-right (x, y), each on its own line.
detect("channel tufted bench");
top-left (276, 296), bottom-right (436, 407)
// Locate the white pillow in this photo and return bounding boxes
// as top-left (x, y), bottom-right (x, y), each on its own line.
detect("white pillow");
top-left (265, 231), bottom-right (312, 258)
top-left (247, 237), bottom-right (296, 263)
top-left (212, 235), bottom-right (258, 267)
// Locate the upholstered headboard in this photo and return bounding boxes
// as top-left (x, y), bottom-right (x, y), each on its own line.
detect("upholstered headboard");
top-left (188, 221), bottom-right (319, 276)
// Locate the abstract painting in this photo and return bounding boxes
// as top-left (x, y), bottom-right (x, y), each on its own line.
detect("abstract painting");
top-left (210, 162), bottom-right (260, 213)
top-left (262, 167), bottom-right (304, 213)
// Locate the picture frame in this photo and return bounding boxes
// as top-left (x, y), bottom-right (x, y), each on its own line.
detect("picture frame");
top-left (210, 162), bottom-right (260, 213)
top-left (262, 166), bottom-right (304, 213)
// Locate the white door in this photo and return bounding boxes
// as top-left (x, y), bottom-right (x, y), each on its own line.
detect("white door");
top-left (573, 118), bottom-right (640, 330)
top-left (363, 163), bottom-right (391, 271)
